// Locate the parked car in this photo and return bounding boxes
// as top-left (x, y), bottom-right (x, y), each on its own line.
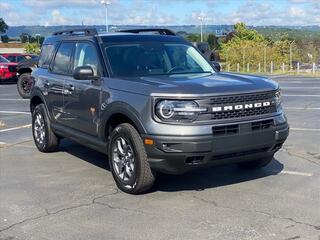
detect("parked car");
top-left (16, 56), bottom-right (38, 98)
top-left (0, 53), bottom-right (38, 63)
top-left (30, 28), bottom-right (289, 194)
top-left (0, 55), bottom-right (18, 83)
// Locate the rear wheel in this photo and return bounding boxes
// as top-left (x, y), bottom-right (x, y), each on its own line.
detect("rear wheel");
top-left (17, 73), bottom-right (33, 99)
top-left (32, 104), bottom-right (59, 152)
top-left (109, 123), bottom-right (155, 194)
top-left (237, 156), bottom-right (273, 169)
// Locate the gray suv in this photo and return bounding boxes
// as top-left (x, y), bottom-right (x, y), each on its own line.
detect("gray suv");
top-left (30, 28), bottom-right (289, 194)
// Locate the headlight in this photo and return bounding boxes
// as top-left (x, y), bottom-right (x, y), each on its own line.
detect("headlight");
top-left (155, 100), bottom-right (207, 122)
top-left (275, 89), bottom-right (282, 105)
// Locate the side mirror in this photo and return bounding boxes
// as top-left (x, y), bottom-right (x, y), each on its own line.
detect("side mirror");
top-left (73, 66), bottom-right (94, 80)
top-left (211, 61), bottom-right (221, 72)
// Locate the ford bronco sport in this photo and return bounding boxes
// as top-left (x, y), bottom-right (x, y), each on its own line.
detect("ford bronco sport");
top-left (30, 28), bottom-right (289, 194)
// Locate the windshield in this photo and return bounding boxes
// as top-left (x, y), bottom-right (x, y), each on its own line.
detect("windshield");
top-left (105, 43), bottom-right (214, 77)
top-left (0, 56), bottom-right (9, 63)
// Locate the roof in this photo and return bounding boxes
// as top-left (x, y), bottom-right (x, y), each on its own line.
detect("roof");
top-left (43, 28), bottom-right (188, 45)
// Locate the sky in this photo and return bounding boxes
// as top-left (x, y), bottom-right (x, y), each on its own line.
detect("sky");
top-left (0, 0), bottom-right (320, 26)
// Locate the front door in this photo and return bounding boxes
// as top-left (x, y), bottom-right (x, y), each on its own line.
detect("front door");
top-left (62, 42), bottom-right (102, 136)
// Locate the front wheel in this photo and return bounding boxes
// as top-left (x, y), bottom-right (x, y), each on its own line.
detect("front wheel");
top-left (32, 104), bottom-right (59, 152)
top-left (109, 123), bottom-right (156, 194)
top-left (237, 156), bottom-right (273, 169)
top-left (17, 73), bottom-right (33, 99)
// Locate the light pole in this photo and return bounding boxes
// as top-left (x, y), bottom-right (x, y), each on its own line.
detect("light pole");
top-left (35, 34), bottom-right (40, 47)
top-left (198, 16), bottom-right (205, 42)
top-left (289, 40), bottom-right (295, 71)
top-left (101, 0), bottom-right (111, 32)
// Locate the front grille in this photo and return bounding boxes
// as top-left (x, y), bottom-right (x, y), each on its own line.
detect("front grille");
top-left (198, 91), bottom-right (277, 121)
top-left (212, 124), bottom-right (239, 136)
top-left (8, 66), bottom-right (17, 72)
top-left (251, 119), bottom-right (274, 131)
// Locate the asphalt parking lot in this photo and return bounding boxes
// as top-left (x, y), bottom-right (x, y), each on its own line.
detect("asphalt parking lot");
top-left (0, 75), bottom-right (319, 240)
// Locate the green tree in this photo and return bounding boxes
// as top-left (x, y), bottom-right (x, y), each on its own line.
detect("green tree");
top-left (0, 18), bottom-right (8, 34)
top-left (186, 33), bottom-right (201, 43)
top-left (20, 33), bottom-right (31, 43)
top-left (1, 35), bottom-right (9, 43)
top-left (207, 34), bottom-right (219, 50)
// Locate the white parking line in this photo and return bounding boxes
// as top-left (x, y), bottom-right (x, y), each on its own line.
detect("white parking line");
top-left (290, 127), bottom-right (320, 132)
top-left (280, 170), bottom-right (313, 177)
top-left (0, 98), bottom-right (29, 101)
top-left (285, 107), bottom-right (320, 110)
top-left (0, 111), bottom-right (30, 115)
top-left (283, 94), bottom-right (320, 97)
top-left (0, 124), bottom-right (32, 133)
top-left (282, 87), bottom-right (320, 89)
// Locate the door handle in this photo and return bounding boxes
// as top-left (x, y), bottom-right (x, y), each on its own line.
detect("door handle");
top-left (66, 85), bottom-right (75, 92)
top-left (44, 81), bottom-right (50, 88)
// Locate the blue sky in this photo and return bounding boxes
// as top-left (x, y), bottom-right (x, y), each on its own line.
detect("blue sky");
top-left (1, 0), bottom-right (320, 26)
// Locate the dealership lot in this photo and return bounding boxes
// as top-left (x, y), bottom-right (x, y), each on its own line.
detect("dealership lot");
top-left (0, 75), bottom-right (319, 240)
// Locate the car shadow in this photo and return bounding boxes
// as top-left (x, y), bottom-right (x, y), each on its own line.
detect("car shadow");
top-left (59, 139), bottom-right (284, 193)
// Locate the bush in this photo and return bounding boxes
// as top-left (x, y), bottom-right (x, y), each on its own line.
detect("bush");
top-left (24, 43), bottom-right (40, 55)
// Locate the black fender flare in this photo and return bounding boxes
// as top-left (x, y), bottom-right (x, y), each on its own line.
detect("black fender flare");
top-left (98, 101), bottom-right (147, 140)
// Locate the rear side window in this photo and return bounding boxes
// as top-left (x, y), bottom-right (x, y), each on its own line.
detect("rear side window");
top-left (52, 42), bottom-right (74, 75)
top-left (38, 44), bottom-right (55, 68)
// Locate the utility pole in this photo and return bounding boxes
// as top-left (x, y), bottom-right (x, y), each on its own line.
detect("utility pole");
top-left (264, 45), bottom-right (267, 72)
top-left (101, 0), bottom-right (111, 32)
top-left (289, 41), bottom-right (295, 71)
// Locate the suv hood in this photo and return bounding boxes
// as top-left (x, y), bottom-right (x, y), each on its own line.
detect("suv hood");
top-left (107, 72), bottom-right (279, 96)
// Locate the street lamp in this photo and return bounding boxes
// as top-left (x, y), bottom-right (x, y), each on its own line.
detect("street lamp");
top-left (101, 0), bottom-right (111, 32)
top-left (35, 34), bottom-right (40, 47)
top-left (198, 16), bottom-right (205, 42)
top-left (289, 40), bottom-right (295, 71)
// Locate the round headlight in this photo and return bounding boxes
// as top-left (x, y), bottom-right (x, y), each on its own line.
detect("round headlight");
top-left (157, 100), bottom-right (175, 119)
top-left (275, 89), bottom-right (282, 105)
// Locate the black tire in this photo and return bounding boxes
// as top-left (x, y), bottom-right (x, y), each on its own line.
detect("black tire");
top-left (32, 103), bottom-right (59, 152)
top-left (237, 156), bottom-right (273, 169)
top-left (17, 73), bottom-right (33, 99)
top-left (108, 123), bottom-right (155, 194)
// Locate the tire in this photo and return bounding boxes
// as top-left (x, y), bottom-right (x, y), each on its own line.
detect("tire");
top-left (237, 156), bottom-right (273, 169)
top-left (17, 73), bottom-right (33, 99)
top-left (108, 123), bottom-right (155, 194)
top-left (32, 103), bottom-right (59, 152)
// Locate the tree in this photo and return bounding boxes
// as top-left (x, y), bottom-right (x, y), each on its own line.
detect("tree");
top-left (1, 35), bottom-right (9, 43)
top-left (20, 33), bottom-right (31, 43)
top-left (207, 34), bottom-right (219, 50)
top-left (0, 18), bottom-right (8, 34)
top-left (186, 33), bottom-right (201, 43)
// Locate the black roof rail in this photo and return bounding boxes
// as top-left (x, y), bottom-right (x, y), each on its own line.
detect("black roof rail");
top-left (118, 28), bottom-right (176, 36)
top-left (52, 28), bottom-right (98, 36)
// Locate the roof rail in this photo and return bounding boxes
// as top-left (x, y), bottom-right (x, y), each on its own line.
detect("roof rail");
top-left (118, 28), bottom-right (176, 36)
top-left (52, 28), bottom-right (98, 36)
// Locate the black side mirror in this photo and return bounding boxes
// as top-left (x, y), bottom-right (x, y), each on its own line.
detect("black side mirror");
top-left (211, 61), bottom-right (221, 72)
top-left (73, 66), bottom-right (94, 80)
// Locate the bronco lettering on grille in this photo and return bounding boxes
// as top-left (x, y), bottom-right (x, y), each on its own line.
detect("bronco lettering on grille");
top-left (212, 101), bottom-right (272, 112)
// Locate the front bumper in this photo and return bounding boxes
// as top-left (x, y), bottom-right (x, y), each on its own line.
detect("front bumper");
top-left (142, 117), bottom-right (289, 174)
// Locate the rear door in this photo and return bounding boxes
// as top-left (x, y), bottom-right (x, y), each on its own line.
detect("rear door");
top-left (45, 42), bottom-right (75, 124)
top-left (62, 41), bottom-right (102, 136)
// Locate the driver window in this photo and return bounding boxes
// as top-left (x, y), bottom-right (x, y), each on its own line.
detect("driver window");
top-left (74, 42), bottom-right (100, 76)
